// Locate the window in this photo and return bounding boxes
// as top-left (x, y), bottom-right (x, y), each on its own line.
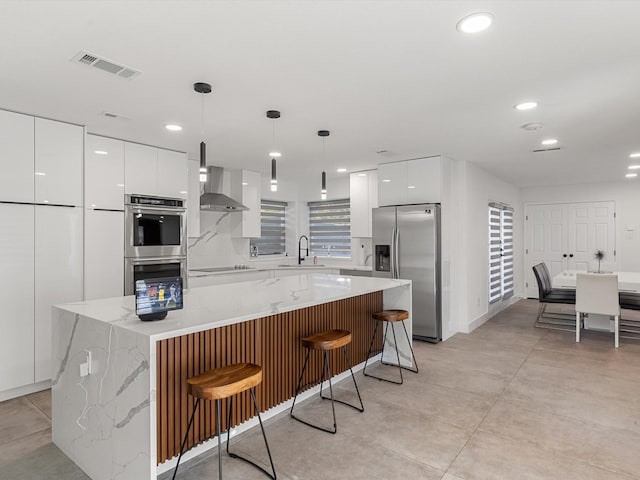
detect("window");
top-left (250, 200), bottom-right (287, 256)
top-left (489, 203), bottom-right (514, 303)
top-left (308, 198), bottom-right (351, 257)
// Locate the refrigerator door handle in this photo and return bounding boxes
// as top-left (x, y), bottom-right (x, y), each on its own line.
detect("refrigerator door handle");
top-left (394, 228), bottom-right (400, 278)
top-left (390, 227), bottom-right (397, 279)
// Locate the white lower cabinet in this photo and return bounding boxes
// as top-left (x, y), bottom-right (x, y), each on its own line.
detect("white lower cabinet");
top-left (34, 205), bottom-right (83, 383)
top-left (85, 210), bottom-right (124, 300)
top-left (0, 204), bottom-right (35, 391)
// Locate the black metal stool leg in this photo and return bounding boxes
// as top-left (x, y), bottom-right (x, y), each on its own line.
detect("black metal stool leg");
top-left (401, 320), bottom-right (419, 374)
top-left (325, 351), bottom-right (338, 433)
top-left (172, 397), bottom-right (200, 480)
top-left (366, 319), bottom-right (419, 385)
top-left (363, 318), bottom-right (381, 374)
top-left (216, 399), bottom-right (222, 480)
top-left (290, 348), bottom-right (311, 417)
top-left (226, 389), bottom-right (277, 479)
top-left (344, 346), bottom-right (364, 412)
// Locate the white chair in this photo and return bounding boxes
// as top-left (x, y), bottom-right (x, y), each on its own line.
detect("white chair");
top-left (575, 273), bottom-right (620, 348)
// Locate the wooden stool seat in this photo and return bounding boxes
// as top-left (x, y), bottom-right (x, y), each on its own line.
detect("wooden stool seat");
top-left (372, 309), bottom-right (409, 322)
top-left (301, 329), bottom-right (352, 351)
top-left (187, 363), bottom-right (262, 400)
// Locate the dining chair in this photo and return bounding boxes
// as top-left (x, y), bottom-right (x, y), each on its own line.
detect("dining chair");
top-left (575, 273), bottom-right (620, 348)
top-left (532, 263), bottom-right (576, 326)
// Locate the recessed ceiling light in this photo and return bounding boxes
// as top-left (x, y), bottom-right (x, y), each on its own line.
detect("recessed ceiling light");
top-left (35, 172), bottom-right (46, 176)
top-left (242, 182), bottom-right (248, 186)
top-left (456, 12), bottom-right (494, 33)
top-left (269, 152), bottom-right (282, 158)
top-left (337, 168), bottom-right (347, 173)
top-left (94, 150), bottom-right (108, 155)
top-left (541, 138), bottom-right (558, 145)
top-left (165, 124), bottom-right (182, 131)
top-left (625, 173), bottom-right (637, 178)
top-left (382, 179), bottom-right (391, 183)
top-left (627, 165), bottom-right (640, 170)
top-left (630, 153), bottom-right (640, 158)
top-left (514, 102), bottom-right (538, 111)
top-left (408, 185), bottom-right (416, 189)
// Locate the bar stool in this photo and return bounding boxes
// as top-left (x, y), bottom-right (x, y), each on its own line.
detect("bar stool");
top-left (290, 329), bottom-right (364, 434)
top-left (172, 363), bottom-right (276, 480)
top-left (363, 309), bottom-right (418, 384)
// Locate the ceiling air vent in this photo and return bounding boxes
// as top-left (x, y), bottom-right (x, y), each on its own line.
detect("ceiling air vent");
top-left (532, 147), bottom-right (561, 153)
top-left (71, 51), bottom-right (141, 80)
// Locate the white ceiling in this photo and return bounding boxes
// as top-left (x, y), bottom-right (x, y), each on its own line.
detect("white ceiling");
top-left (1, 0), bottom-right (639, 188)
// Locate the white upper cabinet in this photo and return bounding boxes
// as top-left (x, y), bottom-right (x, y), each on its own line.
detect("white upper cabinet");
top-left (124, 142), bottom-right (158, 196)
top-left (157, 149), bottom-right (188, 199)
top-left (35, 118), bottom-right (83, 206)
top-left (378, 156), bottom-right (441, 206)
top-left (230, 169), bottom-right (261, 238)
top-left (187, 158), bottom-right (201, 237)
top-left (350, 170), bottom-right (378, 237)
top-left (85, 134), bottom-right (125, 210)
top-left (0, 110), bottom-right (34, 203)
top-left (378, 161), bottom-right (408, 206)
top-left (124, 142), bottom-right (188, 199)
top-left (34, 205), bottom-right (83, 383)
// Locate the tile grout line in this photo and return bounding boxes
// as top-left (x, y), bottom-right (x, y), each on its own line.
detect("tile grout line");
top-left (439, 324), bottom-right (550, 479)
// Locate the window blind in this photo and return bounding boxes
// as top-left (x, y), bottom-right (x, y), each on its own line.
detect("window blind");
top-left (308, 198), bottom-right (351, 257)
top-left (250, 200), bottom-right (287, 255)
top-left (488, 203), bottom-right (514, 304)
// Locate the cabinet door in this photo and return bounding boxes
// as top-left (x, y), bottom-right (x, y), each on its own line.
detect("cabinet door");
top-left (187, 159), bottom-right (201, 237)
top-left (367, 170), bottom-right (379, 236)
top-left (34, 118), bottom-right (83, 206)
top-left (85, 135), bottom-right (125, 210)
top-left (85, 210), bottom-right (124, 300)
top-left (350, 172), bottom-right (369, 238)
top-left (0, 204), bottom-right (35, 391)
top-left (407, 156), bottom-right (441, 204)
top-left (34, 205), bottom-right (83, 382)
top-left (378, 162), bottom-right (408, 206)
top-left (0, 110), bottom-right (34, 203)
top-left (158, 149), bottom-right (188, 199)
top-left (124, 142), bottom-right (158, 196)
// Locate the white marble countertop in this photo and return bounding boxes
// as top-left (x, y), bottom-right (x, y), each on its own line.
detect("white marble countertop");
top-left (188, 264), bottom-right (372, 277)
top-left (55, 274), bottom-right (409, 341)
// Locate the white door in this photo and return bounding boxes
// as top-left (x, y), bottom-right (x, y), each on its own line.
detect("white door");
top-left (567, 202), bottom-right (616, 272)
top-left (525, 201), bottom-right (616, 298)
top-left (0, 204), bottom-right (35, 391)
top-left (34, 205), bottom-right (83, 382)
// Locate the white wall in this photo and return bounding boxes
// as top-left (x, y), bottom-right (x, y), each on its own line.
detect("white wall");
top-left (521, 180), bottom-right (640, 272)
top-left (444, 159), bottom-right (522, 336)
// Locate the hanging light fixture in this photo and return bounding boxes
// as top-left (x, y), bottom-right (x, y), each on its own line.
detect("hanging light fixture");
top-left (194, 82), bottom-right (212, 182)
top-left (266, 110), bottom-right (281, 192)
top-left (318, 130), bottom-right (330, 200)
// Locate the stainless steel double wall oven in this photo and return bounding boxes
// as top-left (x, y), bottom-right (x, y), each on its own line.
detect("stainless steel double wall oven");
top-left (124, 194), bottom-right (187, 295)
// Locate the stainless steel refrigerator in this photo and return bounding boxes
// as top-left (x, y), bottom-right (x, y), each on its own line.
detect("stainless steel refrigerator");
top-left (372, 204), bottom-right (441, 342)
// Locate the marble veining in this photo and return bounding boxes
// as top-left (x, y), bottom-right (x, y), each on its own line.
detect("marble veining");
top-left (52, 314), bottom-right (80, 386)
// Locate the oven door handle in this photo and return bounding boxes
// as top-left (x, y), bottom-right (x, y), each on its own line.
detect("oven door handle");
top-left (128, 256), bottom-right (186, 265)
top-left (126, 205), bottom-right (186, 213)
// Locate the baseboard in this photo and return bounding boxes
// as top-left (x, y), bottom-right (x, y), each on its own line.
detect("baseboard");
top-left (463, 296), bottom-right (522, 334)
top-left (0, 380), bottom-right (51, 402)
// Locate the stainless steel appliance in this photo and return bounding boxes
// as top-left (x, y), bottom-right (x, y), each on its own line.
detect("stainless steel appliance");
top-left (124, 195), bottom-right (187, 295)
top-left (125, 257), bottom-right (187, 295)
top-left (125, 195), bottom-right (187, 258)
top-left (372, 204), bottom-right (441, 342)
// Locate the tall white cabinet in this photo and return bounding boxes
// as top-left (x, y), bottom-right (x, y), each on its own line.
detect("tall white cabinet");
top-left (84, 134), bottom-right (125, 300)
top-left (230, 169), bottom-right (261, 238)
top-left (0, 110), bottom-right (83, 395)
top-left (378, 156), bottom-right (442, 206)
top-left (350, 170), bottom-right (378, 238)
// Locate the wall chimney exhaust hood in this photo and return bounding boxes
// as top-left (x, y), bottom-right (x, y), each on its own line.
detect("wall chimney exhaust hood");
top-left (200, 166), bottom-right (249, 211)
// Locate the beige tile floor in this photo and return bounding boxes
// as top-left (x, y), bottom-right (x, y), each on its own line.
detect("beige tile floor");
top-left (2, 299), bottom-right (640, 480)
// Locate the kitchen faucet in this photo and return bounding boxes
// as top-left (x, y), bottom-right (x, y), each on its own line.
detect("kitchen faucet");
top-left (298, 235), bottom-right (309, 265)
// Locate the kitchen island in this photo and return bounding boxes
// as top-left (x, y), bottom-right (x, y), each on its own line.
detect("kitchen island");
top-left (51, 274), bottom-right (412, 480)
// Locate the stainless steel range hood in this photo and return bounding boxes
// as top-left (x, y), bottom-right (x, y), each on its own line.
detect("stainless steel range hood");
top-left (200, 166), bottom-right (249, 211)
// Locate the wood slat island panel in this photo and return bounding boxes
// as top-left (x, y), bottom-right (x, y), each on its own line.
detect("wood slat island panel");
top-left (156, 291), bottom-right (383, 464)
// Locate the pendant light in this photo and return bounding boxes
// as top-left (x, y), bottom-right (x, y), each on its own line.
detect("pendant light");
top-left (318, 130), bottom-right (330, 200)
top-left (267, 110), bottom-right (281, 192)
top-left (194, 82), bottom-right (212, 182)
